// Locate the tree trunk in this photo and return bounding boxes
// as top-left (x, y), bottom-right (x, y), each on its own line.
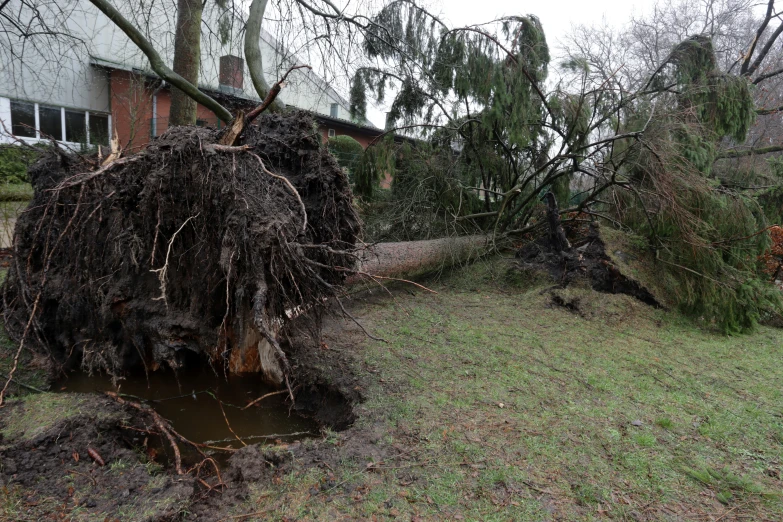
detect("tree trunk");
top-left (169, 0), bottom-right (202, 126)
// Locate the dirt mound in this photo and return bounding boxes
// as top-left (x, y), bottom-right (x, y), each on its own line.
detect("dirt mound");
top-left (0, 393), bottom-right (194, 520)
top-left (516, 223), bottom-right (660, 306)
top-left (2, 111), bottom-right (359, 382)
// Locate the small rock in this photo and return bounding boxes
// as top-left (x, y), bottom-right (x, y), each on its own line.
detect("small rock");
top-left (498, 403), bottom-right (505, 409)
top-left (631, 420), bottom-right (643, 427)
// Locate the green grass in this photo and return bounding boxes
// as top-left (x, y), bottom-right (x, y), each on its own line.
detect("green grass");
top-left (0, 393), bottom-right (115, 443)
top-left (0, 182), bottom-right (33, 202)
top-left (246, 259), bottom-right (783, 520)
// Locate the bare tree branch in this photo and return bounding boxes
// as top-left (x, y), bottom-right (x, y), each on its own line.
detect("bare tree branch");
top-left (245, 0), bottom-right (284, 110)
top-left (740, 0), bottom-right (775, 75)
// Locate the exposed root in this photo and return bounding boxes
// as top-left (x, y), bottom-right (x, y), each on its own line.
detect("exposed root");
top-left (2, 112), bottom-right (360, 386)
top-left (106, 391), bottom-right (185, 475)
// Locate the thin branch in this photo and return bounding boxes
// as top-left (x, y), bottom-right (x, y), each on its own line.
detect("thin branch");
top-left (242, 389), bottom-right (287, 410)
top-left (740, 0), bottom-right (775, 75)
top-left (246, 64), bottom-right (312, 123)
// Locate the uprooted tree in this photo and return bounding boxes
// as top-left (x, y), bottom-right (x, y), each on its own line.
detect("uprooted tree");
top-left (5, 0), bottom-right (783, 409)
top-left (345, 0), bottom-right (783, 332)
top-left (0, 0), bottom-right (360, 405)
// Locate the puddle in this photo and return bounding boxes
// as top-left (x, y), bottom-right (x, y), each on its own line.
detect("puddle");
top-left (55, 367), bottom-right (319, 449)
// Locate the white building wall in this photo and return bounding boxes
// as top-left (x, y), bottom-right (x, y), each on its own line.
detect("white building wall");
top-left (0, 0), bottom-right (359, 133)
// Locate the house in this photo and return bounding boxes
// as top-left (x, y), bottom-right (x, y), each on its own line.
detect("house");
top-left (0, 0), bottom-right (384, 151)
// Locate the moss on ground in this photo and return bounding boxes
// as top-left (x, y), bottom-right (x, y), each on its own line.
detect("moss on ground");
top-left (242, 258), bottom-right (783, 520)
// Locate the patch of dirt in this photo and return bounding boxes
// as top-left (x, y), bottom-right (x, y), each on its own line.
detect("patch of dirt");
top-left (0, 301), bottom-right (385, 520)
top-left (0, 394), bottom-right (193, 520)
top-left (516, 223), bottom-right (660, 307)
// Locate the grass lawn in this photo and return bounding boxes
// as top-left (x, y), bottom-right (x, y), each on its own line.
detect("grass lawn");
top-left (0, 183), bottom-right (33, 202)
top-left (240, 259), bottom-right (783, 521)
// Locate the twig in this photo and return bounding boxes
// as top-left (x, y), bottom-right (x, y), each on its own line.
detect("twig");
top-left (50, 155), bottom-right (140, 191)
top-left (247, 152), bottom-right (307, 235)
top-left (105, 391), bottom-right (184, 475)
top-left (150, 213), bottom-right (200, 304)
top-left (215, 394), bottom-right (246, 447)
top-left (0, 186), bottom-right (85, 406)
top-left (353, 270), bottom-right (438, 294)
top-left (0, 372), bottom-right (47, 393)
top-left (245, 65), bottom-right (312, 123)
top-left (335, 295), bottom-right (387, 343)
top-left (66, 469), bottom-right (97, 486)
top-left (242, 389), bottom-right (288, 410)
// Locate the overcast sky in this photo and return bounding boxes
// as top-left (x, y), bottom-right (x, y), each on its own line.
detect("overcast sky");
top-left (364, 0), bottom-right (649, 127)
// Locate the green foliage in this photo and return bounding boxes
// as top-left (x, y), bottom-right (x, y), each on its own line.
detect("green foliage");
top-left (0, 144), bottom-right (44, 184)
top-left (361, 140), bottom-right (484, 241)
top-left (349, 72), bottom-right (367, 122)
top-left (616, 36), bottom-right (781, 333)
top-left (353, 143), bottom-right (385, 199)
top-left (327, 135), bottom-right (364, 178)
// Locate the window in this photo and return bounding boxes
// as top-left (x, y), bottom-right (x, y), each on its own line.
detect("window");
top-left (330, 103), bottom-right (338, 118)
top-left (89, 113), bottom-right (109, 146)
top-left (10, 101), bottom-right (35, 138)
top-left (328, 128), bottom-right (335, 138)
top-left (38, 106), bottom-right (61, 139)
top-left (65, 110), bottom-right (87, 143)
top-left (6, 99), bottom-right (110, 146)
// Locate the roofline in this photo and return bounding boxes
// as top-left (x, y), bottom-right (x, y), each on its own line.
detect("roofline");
top-left (90, 57), bottom-right (419, 143)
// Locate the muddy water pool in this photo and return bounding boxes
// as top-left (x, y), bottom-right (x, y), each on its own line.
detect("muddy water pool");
top-left (56, 368), bottom-right (318, 449)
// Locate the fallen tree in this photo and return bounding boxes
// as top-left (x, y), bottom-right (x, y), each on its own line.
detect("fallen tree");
top-left (1, 112), bottom-right (359, 389)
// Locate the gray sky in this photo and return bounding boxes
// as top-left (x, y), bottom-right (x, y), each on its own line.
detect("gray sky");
top-left (364, 0), bottom-right (648, 127)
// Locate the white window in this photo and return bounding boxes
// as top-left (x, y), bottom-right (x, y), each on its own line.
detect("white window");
top-left (328, 128), bottom-right (336, 138)
top-left (330, 103), bottom-right (338, 118)
top-left (5, 99), bottom-right (110, 147)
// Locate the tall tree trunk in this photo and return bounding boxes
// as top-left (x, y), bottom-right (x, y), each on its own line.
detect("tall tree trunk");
top-left (169, 0), bottom-right (202, 126)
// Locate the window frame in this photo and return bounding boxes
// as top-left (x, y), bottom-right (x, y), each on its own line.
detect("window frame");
top-left (4, 98), bottom-right (111, 149)
top-left (327, 128), bottom-right (336, 138)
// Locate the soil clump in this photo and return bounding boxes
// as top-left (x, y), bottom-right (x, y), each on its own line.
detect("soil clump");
top-left (516, 222), bottom-right (660, 307)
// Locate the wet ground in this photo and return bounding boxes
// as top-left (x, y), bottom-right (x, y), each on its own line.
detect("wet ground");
top-left (55, 368), bottom-right (319, 448)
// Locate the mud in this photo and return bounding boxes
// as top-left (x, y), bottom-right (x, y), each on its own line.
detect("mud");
top-left (0, 303), bottom-right (380, 520)
top-left (0, 394), bottom-right (194, 520)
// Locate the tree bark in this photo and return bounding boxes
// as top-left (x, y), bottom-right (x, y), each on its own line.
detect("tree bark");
top-left (88, 0), bottom-right (232, 122)
top-left (169, 0), bottom-right (203, 126)
top-left (543, 192), bottom-right (571, 253)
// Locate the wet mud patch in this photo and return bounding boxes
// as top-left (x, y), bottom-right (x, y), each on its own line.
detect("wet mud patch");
top-left (55, 367), bottom-right (319, 449)
top-left (0, 393), bottom-right (193, 520)
top-left (0, 324), bottom-right (367, 521)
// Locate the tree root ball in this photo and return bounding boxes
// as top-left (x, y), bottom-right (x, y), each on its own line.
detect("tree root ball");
top-left (2, 111), bottom-right (360, 382)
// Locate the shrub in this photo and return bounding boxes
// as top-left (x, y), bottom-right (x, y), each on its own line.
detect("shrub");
top-left (0, 143), bottom-right (46, 184)
top-left (327, 135), bottom-right (364, 179)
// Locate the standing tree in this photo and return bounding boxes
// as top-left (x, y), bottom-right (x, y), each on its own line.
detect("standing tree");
top-left (168, 0), bottom-right (203, 126)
